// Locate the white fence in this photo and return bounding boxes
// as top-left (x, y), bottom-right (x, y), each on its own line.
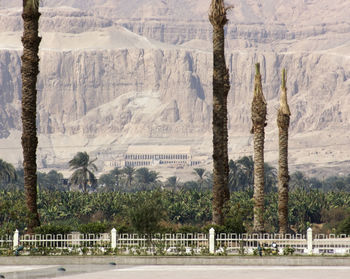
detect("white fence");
top-left (3, 228), bottom-right (350, 255)
top-left (216, 232), bottom-right (308, 255)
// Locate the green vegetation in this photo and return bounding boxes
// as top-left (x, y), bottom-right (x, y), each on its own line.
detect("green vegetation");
top-left (1, 187), bottom-right (350, 235)
top-left (0, 159), bottom-right (17, 185)
top-left (2, 157), bottom-right (350, 235)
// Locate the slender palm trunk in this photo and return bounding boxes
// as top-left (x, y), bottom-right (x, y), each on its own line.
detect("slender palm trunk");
top-left (209, 0), bottom-right (231, 225)
top-left (21, 0), bottom-right (41, 232)
top-left (278, 69), bottom-right (291, 234)
top-left (251, 63), bottom-right (267, 233)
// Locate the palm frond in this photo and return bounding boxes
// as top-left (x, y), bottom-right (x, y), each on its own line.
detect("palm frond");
top-left (69, 152), bottom-right (89, 169)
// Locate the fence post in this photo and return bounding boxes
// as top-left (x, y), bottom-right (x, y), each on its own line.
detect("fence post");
top-left (307, 227), bottom-right (313, 254)
top-left (209, 227), bottom-right (215, 254)
top-left (111, 228), bottom-right (117, 249)
top-left (13, 229), bottom-right (19, 250)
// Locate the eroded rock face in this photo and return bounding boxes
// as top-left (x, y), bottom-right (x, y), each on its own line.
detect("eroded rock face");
top-left (0, 0), bottom-right (350, 175)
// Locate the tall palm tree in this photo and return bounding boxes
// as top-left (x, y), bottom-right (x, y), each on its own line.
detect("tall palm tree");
top-left (251, 63), bottom-right (267, 233)
top-left (69, 152), bottom-right (97, 192)
top-left (277, 69), bottom-right (291, 234)
top-left (110, 167), bottom-right (122, 190)
top-left (123, 166), bottom-right (135, 187)
top-left (193, 168), bottom-right (206, 188)
top-left (209, 0), bottom-right (232, 225)
top-left (0, 159), bottom-right (18, 184)
top-left (21, 0), bottom-right (41, 232)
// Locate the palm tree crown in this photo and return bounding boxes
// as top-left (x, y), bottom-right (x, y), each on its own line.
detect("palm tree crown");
top-left (0, 159), bottom-right (17, 183)
top-left (122, 166), bottom-right (135, 187)
top-left (135, 167), bottom-right (159, 184)
top-left (69, 152), bottom-right (97, 192)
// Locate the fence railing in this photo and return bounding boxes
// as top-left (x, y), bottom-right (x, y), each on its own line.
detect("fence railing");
top-left (215, 232), bottom-right (308, 255)
top-left (313, 233), bottom-right (350, 255)
top-left (20, 232), bottom-right (111, 249)
top-left (0, 234), bottom-right (13, 250)
top-left (3, 228), bottom-right (350, 255)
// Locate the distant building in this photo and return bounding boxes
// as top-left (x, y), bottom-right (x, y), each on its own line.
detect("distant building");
top-left (123, 145), bottom-right (198, 167)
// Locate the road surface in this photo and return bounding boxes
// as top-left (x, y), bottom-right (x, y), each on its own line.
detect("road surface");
top-left (1, 265), bottom-right (350, 279)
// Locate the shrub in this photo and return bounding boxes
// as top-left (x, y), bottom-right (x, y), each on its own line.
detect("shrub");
top-left (78, 222), bottom-right (108, 234)
top-left (127, 191), bottom-right (166, 234)
top-left (34, 224), bottom-right (73, 235)
top-left (337, 216), bottom-right (350, 235)
top-left (283, 245), bottom-right (295, 255)
top-left (177, 225), bottom-right (201, 234)
top-left (202, 224), bottom-right (226, 233)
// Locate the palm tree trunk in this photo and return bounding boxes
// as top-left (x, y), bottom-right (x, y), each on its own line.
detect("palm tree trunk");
top-left (278, 69), bottom-right (291, 234)
top-left (223, 66), bottom-right (230, 202)
top-left (21, 0), bottom-right (41, 232)
top-left (251, 63), bottom-right (267, 233)
top-left (209, 0), bottom-right (231, 225)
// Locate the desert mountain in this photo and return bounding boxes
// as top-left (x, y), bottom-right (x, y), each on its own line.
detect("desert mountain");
top-left (0, 0), bottom-right (350, 177)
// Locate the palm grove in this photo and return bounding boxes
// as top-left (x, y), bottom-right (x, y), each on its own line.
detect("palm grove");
top-left (1, 0), bottom-right (346, 234)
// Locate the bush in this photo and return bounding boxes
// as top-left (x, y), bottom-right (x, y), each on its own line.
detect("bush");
top-left (78, 222), bottom-right (108, 234)
top-left (321, 207), bottom-right (350, 233)
top-left (177, 225), bottom-right (201, 234)
top-left (202, 224), bottom-right (226, 233)
top-left (223, 202), bottom-right (246, 233)
top-left (127, 191), bottom-right (166, 234)
top-left (337, 216), bottom-right (350, 235)
top-left (283, 245), bottom-right (295, 255)
top-left (34, 224), bottom-right (73, 235)
top-left (112, 223), bottom-right (132, 234)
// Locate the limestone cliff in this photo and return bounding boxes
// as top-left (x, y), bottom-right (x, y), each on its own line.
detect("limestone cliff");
top-left (0, 0), bottom-right (350, 176)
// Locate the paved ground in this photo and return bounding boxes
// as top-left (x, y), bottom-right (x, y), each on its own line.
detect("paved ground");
top-left (2, 265), bottom-right (350, 279)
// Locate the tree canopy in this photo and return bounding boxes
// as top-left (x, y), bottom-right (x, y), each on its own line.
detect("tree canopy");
top-left (69, 152), bottom-right (97, 192)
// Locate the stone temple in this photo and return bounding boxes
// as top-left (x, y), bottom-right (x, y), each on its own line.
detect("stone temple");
top-left (123, 145), bottom-right (200, 167)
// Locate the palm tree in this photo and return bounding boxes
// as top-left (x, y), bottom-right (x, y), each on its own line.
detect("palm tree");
top-left (236, 156), bottom-right (254, 189)
top-left (228, 160), bottom-right (239, 191)
top-left (110, 167), bottom-right (122, 190)
top-left (135, 167), bottom-right (159, 184)
top-left (277, 69), bottom-right (291, 234)
top-left (193, 168), bottom-right (206, 187)
top-left (289, 171), bottom-right (308, 190)
top-left (21, 0), bottom-right (41, 232)
top-left (69, 152), bottom-right (97, 192)
top-left (251, 63), bottom-right (267, 233)
top-left (228, 157), bottom-right (253, 192)
top-left (123, 166), bottom-right (135, 187)
top-left (264, 162), bottom-right (277, 193)
top-left (0, 159), bottom-right (17, 184)
top-left (166, 176), bottom-right (179, 191)
top-left (209, 0), bottom-right (232, 225)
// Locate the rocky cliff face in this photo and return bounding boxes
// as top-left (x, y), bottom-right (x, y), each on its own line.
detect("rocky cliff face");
top-left (0, 0), bottom-right (350, 176)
